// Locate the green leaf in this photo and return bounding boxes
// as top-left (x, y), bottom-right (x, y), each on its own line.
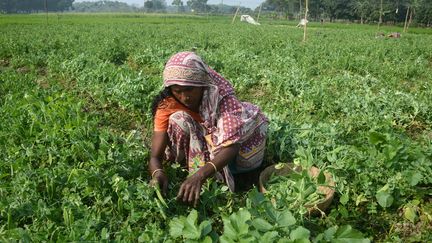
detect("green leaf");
top-left (323, 226), bottom-right (337, 241)
top-left (184, 210), bottom-right (201, 239)
top-left (219, 235), bottom-right (231, 243)
top-left (355, 194), bottom-right (368, 206)
top-left (338, 205), bottom-right (349, 218)
top-left (376, 191), bottom-right (394, 208)
top-left (340, 193), bottom-right (349, 205)
top-left (406, 171), bottom-right (423, 186)
top-left (222, 209), bottom-right (251, 240)
top-left (335, 225), bottom-right (363, 238)
top-left (404, 206), bottom-right (418, 223)
top-left (169, 217), bottom-right (185, 238)
top-left (199, 220), bottom-right (213, 237)
top-left (201, 236), bottom-right (213, 243)
top-left (276, 210), bottom-right (296, 227)
top-left (187, 209), bottom-right (198, 225)
top-left (290, 226), bottom-right (310, 240)
top-left (169, 210), bottom-right (205, 240)
top-left (317, 170), bottom-right (326, 184)
top-left (369, 131), bottom-right (386, 145)
top-left (251, 218), bottom-right (273, 232)
top-left (248, 189), bottom-right (266, 206)
top-left (333, 225), bottom-right (370, 243)
top-left (261, 231), bottom-right (279, 242)
top-left (264, 203), bottom-right (277, 222)
top-left (101, 227), bottom-right (109, 240)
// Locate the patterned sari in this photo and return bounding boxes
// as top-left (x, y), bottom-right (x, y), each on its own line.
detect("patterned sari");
top-left (157, 51), bottom-right (268, 191)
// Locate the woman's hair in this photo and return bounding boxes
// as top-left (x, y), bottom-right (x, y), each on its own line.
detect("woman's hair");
top-left (151, 87), bottom-right (172, 117)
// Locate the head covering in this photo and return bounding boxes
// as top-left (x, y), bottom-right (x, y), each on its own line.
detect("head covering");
top-left (162, 51), bottom-right (263, 148)
top-left (163, 52), bottom-right (212, 87)
top-left (162, 52), bottom-right (234, 132)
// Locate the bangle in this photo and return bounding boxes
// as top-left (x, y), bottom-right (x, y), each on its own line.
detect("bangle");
top-left (151, 169), bottom-right (164, 178)
top-left (207, 162), bottom-right (217, 173)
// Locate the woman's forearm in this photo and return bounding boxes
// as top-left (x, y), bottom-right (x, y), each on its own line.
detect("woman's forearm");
top-left (149, 157), bottom-right (163, 173)
top-left (149, 131), bottom-right (169, 175)
top-left (195, 144), bottom-right (240, 181)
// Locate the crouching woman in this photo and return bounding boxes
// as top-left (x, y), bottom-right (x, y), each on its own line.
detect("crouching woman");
top-left (148, 51), bottom-right (268, 206)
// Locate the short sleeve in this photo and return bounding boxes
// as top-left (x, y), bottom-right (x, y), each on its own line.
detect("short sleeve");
top-left (154, 108), bottom-right (170, 132)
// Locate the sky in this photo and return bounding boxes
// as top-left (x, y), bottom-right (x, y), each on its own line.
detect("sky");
top-left (74, 0), bottom-right (263, 9)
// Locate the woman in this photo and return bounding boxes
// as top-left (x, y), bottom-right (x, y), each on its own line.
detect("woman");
top-left (149, 51), bottom-right (268, 206)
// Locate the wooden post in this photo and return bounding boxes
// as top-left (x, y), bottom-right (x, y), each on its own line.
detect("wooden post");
top-left (403, 6), bottom-right (410, 33)
top-left (257, 3), bottom-right (263, 22)
top-left (303, 0), bottom-right (308, 42)
top-left (231, 2), bottom-right (240, 24)
top-left (378, 0), bottom-right (383, 30)
top-left (407, 7), bottom-right (413, 31)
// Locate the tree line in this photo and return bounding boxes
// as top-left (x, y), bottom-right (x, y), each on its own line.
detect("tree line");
top-left (73, 1), bottom-right (140, 12)
top-left (0, 0), bottom-right (74, 13)
top-left (260, 0), bottom-right (432, 26)
top-left (1, 0), bottom-right (430, 26)
top-left (144, 0), bottom-right (252, 14)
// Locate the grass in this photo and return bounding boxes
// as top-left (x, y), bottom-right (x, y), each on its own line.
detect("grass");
top-left (0, 13), bottom-right (431, 242)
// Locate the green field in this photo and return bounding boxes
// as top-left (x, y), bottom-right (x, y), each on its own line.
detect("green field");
top-left (1, 14), bottom-right (431, 242)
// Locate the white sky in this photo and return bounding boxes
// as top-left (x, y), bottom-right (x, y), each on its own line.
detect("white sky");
top-left (74, 0), bottom-right (263, 9)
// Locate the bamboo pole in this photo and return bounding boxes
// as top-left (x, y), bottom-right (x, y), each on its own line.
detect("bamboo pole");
top-left (231, 2), bottom-right (241, 24)
top-left (303, 0), bottom-right (308, 42)
top-left (407, 7), bottom-right (413, 31)
top-left (257, 3), bottom-right (263, 22)
top-left (403, 6), bottom-right (410, 33)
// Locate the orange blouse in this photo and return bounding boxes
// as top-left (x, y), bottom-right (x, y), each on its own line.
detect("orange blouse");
top-left (154, 97), bottom-right (203, 132)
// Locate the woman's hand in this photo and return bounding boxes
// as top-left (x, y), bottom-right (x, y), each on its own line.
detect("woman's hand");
top-left (151, 171), bottom-right (169, 196)
top-left (177, 172), bottom-right (205, 207)
top-left (176, 144), bottom-right (240, 207)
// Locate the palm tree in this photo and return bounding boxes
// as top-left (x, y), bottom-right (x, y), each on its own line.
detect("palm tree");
top-left (351, 0), bottom-right (371, 24)
top-left (172, 0), bottom-right (183, 12)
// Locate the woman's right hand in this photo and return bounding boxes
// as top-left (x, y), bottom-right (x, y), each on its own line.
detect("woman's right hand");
top-left (151, 171), bottom-right (169, 196)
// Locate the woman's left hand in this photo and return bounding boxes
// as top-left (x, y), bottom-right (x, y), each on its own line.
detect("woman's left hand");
top-left (177, 172), bottom-right (204, 207)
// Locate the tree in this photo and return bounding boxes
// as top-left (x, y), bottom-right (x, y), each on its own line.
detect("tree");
top-left (144, 0), bottom-right (166, 12)
top-left (350, 0), bottom-right (372, 23)
top-left (172, 0), bottom-right (184, 12)
top-left (72, 1), bottom-right (139, 12)
top-left (308, 0), bottom-right (324, 21)
top-left (415, 0), bottom-right (432, 26)
top-left (186, 0), bottom-right (208, 13)
top-left (0, 0), bottom-right (74, 13)
top-left (144, 0), bottom-right (154, 11)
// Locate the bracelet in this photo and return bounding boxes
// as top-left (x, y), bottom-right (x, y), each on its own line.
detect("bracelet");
top-left (207, 162), bottom-right (218, 173)
top-left (151, 169), bottom-right (164, 178)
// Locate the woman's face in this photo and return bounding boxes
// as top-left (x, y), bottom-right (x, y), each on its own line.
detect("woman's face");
top-left (170, 85), bottom-right (204, 112)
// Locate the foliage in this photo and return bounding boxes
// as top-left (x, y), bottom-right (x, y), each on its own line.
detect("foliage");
top-left (72, 1), bottom-right (140, 13)
top-left (187, 0), bottom-right (208, 12)
top-left (258, 0), bottom-right (432, 25)
top-left (144, 0), bottom-right (167, 12)
top-left (0, 14), bottom-right (431, 241)
top-left (0, 0), bottom-right (73, 13)
top-left (266, 164), bottom-right (328, 218)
